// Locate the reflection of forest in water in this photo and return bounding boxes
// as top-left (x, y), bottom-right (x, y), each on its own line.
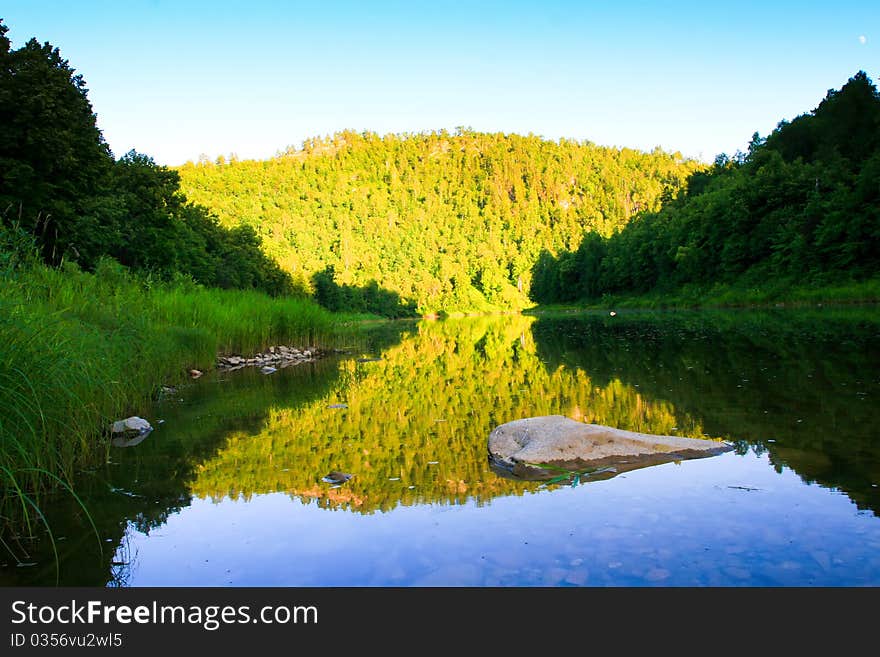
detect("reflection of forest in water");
top-left (530, 308), bottom-right (880, 515)
top-left (190, 309), bottom-right (880, 516)
top-left (189, 314), bottom-right (706, 512)
top-left (3, 308), bottom-right (879, 585)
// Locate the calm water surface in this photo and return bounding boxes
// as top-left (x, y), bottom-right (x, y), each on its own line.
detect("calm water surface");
top-left (3, 309), bottom-right (879, 586)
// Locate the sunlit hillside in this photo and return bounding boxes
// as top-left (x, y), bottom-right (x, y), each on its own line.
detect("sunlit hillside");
top-left (177, 130), bottom-right (700, 313)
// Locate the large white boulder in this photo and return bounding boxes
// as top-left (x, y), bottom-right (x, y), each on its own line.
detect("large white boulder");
top-left (488, 415), bottom-right (732, 479)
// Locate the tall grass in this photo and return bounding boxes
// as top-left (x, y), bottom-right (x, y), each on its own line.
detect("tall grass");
top-left (0, 255), bottom-right (345, 563)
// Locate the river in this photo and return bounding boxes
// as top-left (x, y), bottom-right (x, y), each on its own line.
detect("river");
top-left (2, 308), bottom-right (879, 586)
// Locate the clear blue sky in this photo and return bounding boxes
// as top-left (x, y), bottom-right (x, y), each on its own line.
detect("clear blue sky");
top-left (3, 1), bottom-right (877, 165)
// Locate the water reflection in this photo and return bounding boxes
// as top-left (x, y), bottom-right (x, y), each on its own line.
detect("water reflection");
top-left (530, 308), bottom-right (880, 515)
top-left (188, 315), bottom-right (714, 513)
top-left (2, 307), bottom-right (879, 586)
top-left (100, 451), bottom-right (880, 586)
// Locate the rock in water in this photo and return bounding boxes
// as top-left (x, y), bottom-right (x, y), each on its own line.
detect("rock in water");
top-left (111, 416), bottom-right (152, 434)
top-left (261, 365), bottom-right (277, 374)
top-left (110, 416), bottom-right (153, 447)
top-left (488, 415), bottom-right (732, 480)
top-left (322, 471), bottom-right (353, 484)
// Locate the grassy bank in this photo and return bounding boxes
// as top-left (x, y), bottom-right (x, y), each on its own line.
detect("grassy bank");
top-left (0, 256), bottom-right (350, 556)
top-left (525, 277), bottom-right (880, 313)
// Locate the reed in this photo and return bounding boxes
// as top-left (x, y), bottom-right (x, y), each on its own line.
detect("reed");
top-left (0, 255), bottom-right (346, 561)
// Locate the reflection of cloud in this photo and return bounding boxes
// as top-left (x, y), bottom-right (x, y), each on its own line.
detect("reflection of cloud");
top-left (859, 35), bottom-right (867, 44)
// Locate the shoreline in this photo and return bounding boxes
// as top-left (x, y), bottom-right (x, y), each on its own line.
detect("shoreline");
top-left (523, 280), bottom-right (880, 315)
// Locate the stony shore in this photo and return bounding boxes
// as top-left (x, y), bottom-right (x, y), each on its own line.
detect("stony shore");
top-left (215, 345), bottom-right (335, 372)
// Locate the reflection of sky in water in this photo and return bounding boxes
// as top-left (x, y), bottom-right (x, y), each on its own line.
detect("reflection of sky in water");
top-left (116, 451), bottom-right (880, 586)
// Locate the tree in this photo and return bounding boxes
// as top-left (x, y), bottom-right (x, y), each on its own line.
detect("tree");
top-left (109, 151), bottom-right (184, 272)
top-left (533, 72), bottom-right (880, 303)
top-left (0, 19), bottom-right (113, 264)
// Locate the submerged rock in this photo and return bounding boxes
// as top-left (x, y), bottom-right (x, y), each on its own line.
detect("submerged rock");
top-left (260, 365), bottom-right (277, 374)
top-left (488, 415), bottom-right (732, 480)
top-left (322, 471), bottom-right (353, 484)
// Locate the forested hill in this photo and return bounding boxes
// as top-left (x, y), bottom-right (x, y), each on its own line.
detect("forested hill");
top-left (530, 71), bottom-right (880, 305)
top-left (0, 19), bottom-right (293, 296)
top-left (177, 131), bottom-right (700, 313)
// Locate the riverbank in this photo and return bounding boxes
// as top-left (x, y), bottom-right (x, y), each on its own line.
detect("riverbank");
top-left (524, 277), bottom-right (880, 314)
top-left (0, 257), bottom-right (357, 549)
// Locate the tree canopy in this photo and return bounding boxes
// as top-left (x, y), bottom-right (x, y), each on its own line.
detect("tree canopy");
top-left (529, 71), bottom-right (880, 304)
top-left (178, 130), bottom-right (699, 313)
top-left (0, 18), bottom-right (294, 296)
top-left (0, 20), bottom-right (111, 264)
top-left (5, 16), bottom-right (872, 311)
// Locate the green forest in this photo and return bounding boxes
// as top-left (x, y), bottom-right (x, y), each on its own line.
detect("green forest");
top-left (4, 13), bottom-right (876, 318)
top-left (178, 131), bottom-right (698, 313)
top-left (530, 72), bottom-right (880, 305)
top-left (0, 20), bottom-right (292, 296)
